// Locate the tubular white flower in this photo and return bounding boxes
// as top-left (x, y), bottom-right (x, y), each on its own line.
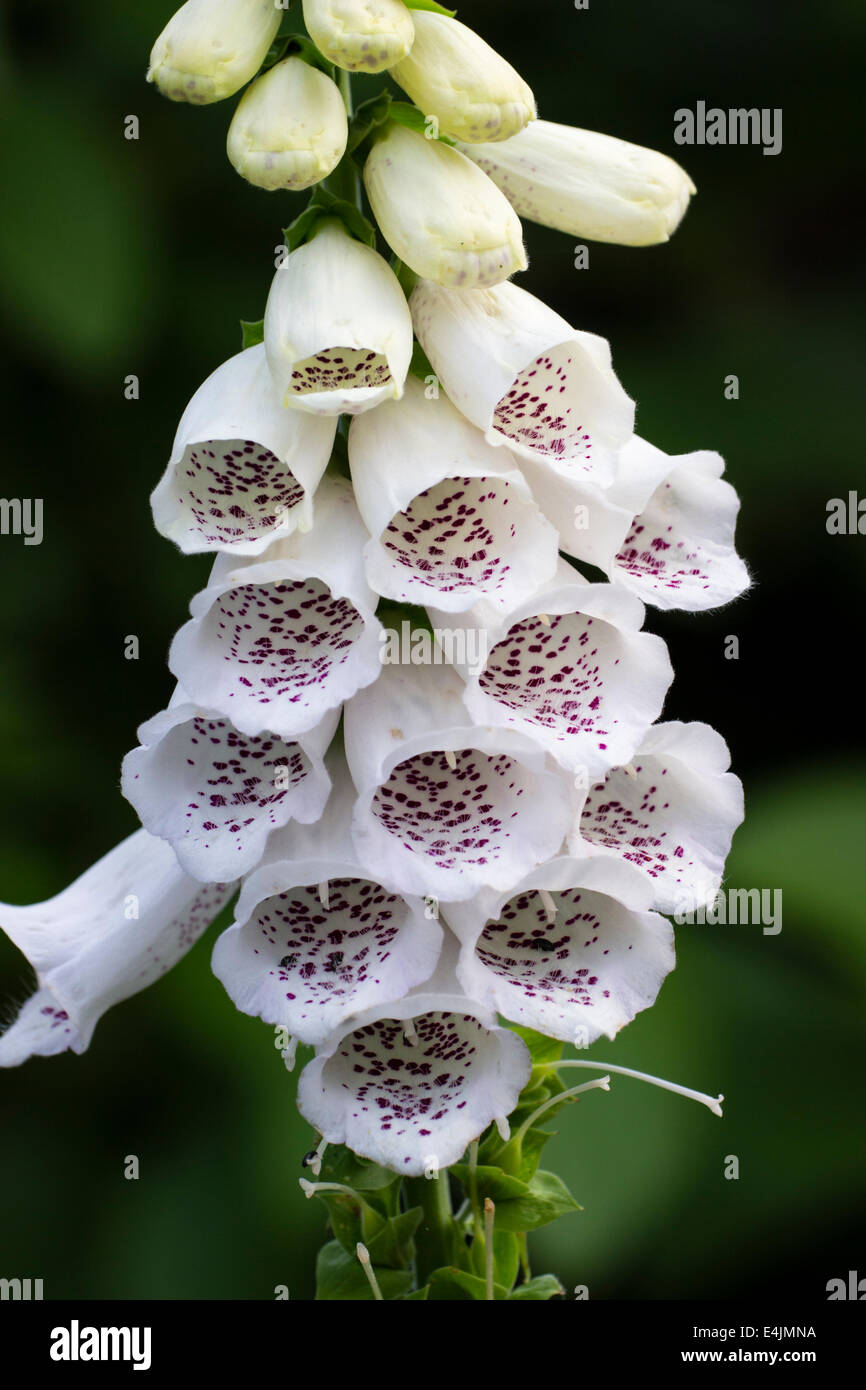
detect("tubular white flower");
top-left (147, 0), bottom-right (281, 105)
top-left (227, 57), bottom-right (348, 192)
top-left (443, 854), bottom-right (674, 1045)
top-left (460, 120), bottom-right (696, 247)
top-left (151, 345), bottom-right (336, 557)
top-left (211, 754), bottom-right (442, 1045)
top-left (572, 721), bottom-right (745, 914)
top-left (431, 558), bottom-right (673, 780)
top-left (348, 375), bottom-right (558, 612)
top-left (263, 221), bottom-right (413, 415)
top-left (121, 699), bottom-right (337, 884)
top-left (345, 661), bottom-right (573, 902)
top-left (410, 279), bottom-right (634, 486)
top-left (169, 478), bottom-right (383, 740)
top-left (301, 0), bottom-right (415, 73)
top-left (0, 831), bottom-right (233, 1065)
top-left (610, 443), bottom-right (751, 611)
top-left (363, 124), bottom-right (527, 289)
top-left (296, 941), bottom-right (531, 1174)
top-left (391, 13), bottom-right (535, 144)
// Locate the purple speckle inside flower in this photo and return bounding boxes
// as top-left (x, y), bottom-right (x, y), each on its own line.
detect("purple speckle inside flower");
top-left (177, 438), bottom-right (303, 547)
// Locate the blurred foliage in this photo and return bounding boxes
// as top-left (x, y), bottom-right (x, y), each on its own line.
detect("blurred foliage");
top-left (1, 0), bottom-right (864, 1300)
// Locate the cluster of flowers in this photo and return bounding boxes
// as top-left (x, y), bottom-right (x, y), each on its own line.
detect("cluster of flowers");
top-left (0, 0), bottom-right (748, 1179)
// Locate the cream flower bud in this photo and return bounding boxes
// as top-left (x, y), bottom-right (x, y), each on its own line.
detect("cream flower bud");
top-left (227, 57), bottom-right (348, 191)
top-left (461, 120), bottom-right (696, 246)
top-left (391, 12), bottom-right (535, 143)
top-left (363, 124), bottom-right (527, 288)
top-left (147, 0), bottom-right (282, 105)
top-left (302, 0), bottom-right (415, 73)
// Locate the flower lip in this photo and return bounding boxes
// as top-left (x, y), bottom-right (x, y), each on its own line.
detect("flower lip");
top-left (301, 0), bottom-right (415, 73)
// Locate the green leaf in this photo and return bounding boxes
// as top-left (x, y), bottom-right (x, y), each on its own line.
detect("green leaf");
top-left (493, 1231), bottom-right (520, 1292)
top-left (283, 185), bottom-right (376, 253)
top-left (427, 1267), bottom-right (508, 1301)
top-left (403, 1285), bottom-right (430, 1300)
top-left (317, 1143), bottom-right (401, 1194)
top-left (450, 1163), bottom-right (529, 1202)
top-left (311, 1189), bottom-right (387, 1256)
top-left (510, 1024), bottom-right (565, 1068)
top-left (403, 0), bottom-right (457, 15)
top-left (508, 1274), bottom-right (566, 1301)
top-left (347, 92), bottom-right (394, 156)
top-left (409, 339), bottom-right (435, 382)
top-left (388, 101), bottom-right (457, 145)
top-left (493, 1170), bottom-right (582, 1232)
top-left (240, 319), bottom-right (264, 350)
top-left (315, 1241), bottom-right (413, 1301)
top-left (365, 1207), bottom-right (424, 1270)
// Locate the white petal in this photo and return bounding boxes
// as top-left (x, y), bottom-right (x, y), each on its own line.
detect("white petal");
top-left (264, 221), bottom-right (413, 415)
top-left (345, 661), bottom-right (573, 902)
top-left (297, 941), bottom-right (531, 1174)
top-left (147, 0), bottom-right (282, 105)
top-left (211, 755), bottom-right (442, 1045)
top-left (122, 702), bottom-right (337, 883)
top-left (433, 558), bottom-right (673, 778)
top-left (169, 478), bottom-right (382, 739)
top-left (227, 58), bottom-right (347, 192)
top-left (151, 345), bottom-right (336, 556)
top-left (301, 0), bottom-right (415, 73)
top-left (572, 721), bottom-right (745, 914)
top-left (549, 433), bottom-right (675, 571)
top-left (0, 830), bottom-right (233, 1064)
top-left (610, 445), bottom-right (751, 611)
top-left (411, 279), bottom-right (634, 486)
top-left (445, 855), bottom-right (674, 1044)
top-left (348, 375), bottom-right (558, 612)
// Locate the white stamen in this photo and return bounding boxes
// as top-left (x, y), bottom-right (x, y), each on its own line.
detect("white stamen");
top-left (444, 749), bottom-right (457, 771)
top-left (495, 1114), bottom-right (510, 1142)
top-left (538, 612), bottom-right (551, 626)
top-left (356, 1243), bottom-right (384, 1301)
top-left (546, 1059), bottom-right (724, 1116)
top-left (300, 1178), bottom-right (363, 1203)
top-left (539, 889), bottom-right (557, 924)
top-left (484, 1198), bottom-right (496, 1302)
top-left (310, 1134), bottom-right (328, 1177)
top-left (318, 880), bottom-right (330, 910)
top-left (280, 1037), bottom-right (298, 1072)
top-left (403, 1018), bottom-right (418, 1046)
top-left (623, 763), bottom-right (638, 780)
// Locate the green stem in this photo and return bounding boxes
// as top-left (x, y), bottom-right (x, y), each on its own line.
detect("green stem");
top-left (405, 1171), bottom-right (454, 1284)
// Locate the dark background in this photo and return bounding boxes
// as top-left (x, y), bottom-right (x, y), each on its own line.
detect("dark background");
top-left (1, 0), bottom-right (864, 1299)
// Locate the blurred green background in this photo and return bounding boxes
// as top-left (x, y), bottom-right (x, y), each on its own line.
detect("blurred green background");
top-left (1, 0), bottom-right (864, 1299)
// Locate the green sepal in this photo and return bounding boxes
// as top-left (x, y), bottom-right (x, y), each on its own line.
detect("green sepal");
top-left (315, 1241), bottom-right (413, 1301)
top-left (403, 0), bottom-right (457, 16)
top-left (283, 185), bottom-right (376, 253)
top-left (492, 1230), bottom-right (520, 1291)
top-left (408, 340), bottom-right (435, 383)
top-left (240, 319), bottom-right (264, 350)
top-left (375, 599), bottom-right (435, 638)
top-left (328, 430), bottom-right (351, 480)
top-left (312, 1188), bottom-right (385, 1256)
top-left (403, 1285), bottom-right (430, 1300)
top-left (510, 1024), bottom-right (565, 1068)
top-left (507, 1274), bottom-right (566, 1301)
top-left (492, 1170), bottom-right (582, 1232)
top-left (365, 1206), bottom-right (424, 1270)
top-left (450, 1162), bottom-right (529, 1202)
top-left (427, 1267), bottom-right (509, 1301)
top-left (317, 1143), bottom-right (402, 1195)
top-left (348, 92), bottom-right (456, 161)
top-left (347, 92), bottom-right (394, 157)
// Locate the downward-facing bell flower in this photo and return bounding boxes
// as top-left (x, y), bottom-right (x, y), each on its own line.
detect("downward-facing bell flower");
top-left (410, 279), bottom-right (634, 487)
top-left (301, 0), bottom-right (415, 72)
top-left (348, 375), bottom-right (558, 613)
top-left (0, 831), bottom-right (233, 1065)
top-left (227, 56), bottom-right (348, 192)
top-left (443, 854), bottom-right (674, 1046)
top-left (147, 0), bottom-right (281, 105)
top-left (461, 120), bottom-right (696, 247)
top-left (296, 941), bottom-right (531, 1174)
top-left (264, 221), bottom-right (413, 415)
top-left (211, 755), bottom-right (442, 1046)
top-left (151, 345), bottom-right (336, 556)
top-left (430, 558), bottom-right (672, 780)
top-left (391, 12), bottom-right (536, 144)
top-left (363, 124), bottom-right (527, 289)
top-left (573, 721), bottom-right (745, 914)
top-left (169, 478), bottom-right (383, 742)
top-left (345, 661), bottom-right (572, 902)
top-left (121, 698), bottom-right (338, 883)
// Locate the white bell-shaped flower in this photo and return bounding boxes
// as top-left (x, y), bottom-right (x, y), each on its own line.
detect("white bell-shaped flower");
top-left (348, 375), bottom-right (558, 613)
top-left (296, 939), bottom-right (531, 1174)
top-left (151, 345), bottom-right (336, 557)
top-left (264, 220), bottom-right (413, 415)
top-left (363, 124), bottom-right (527, 288)
top-left (147, 0), bottom-right (281, 105)
top-left (410, 278), bottom-right (634, 487)
top-left (211, 754), bottom-right (442, 1046)
top-left (169, 478), bottom-right (383, 741)
top-left (0, 831), bottom-right (233, 1065)
top-left (122, 697), bottom-right (338, 883)
top-left (391, 12), bottom-right (535, 144)
top-left (460, 120), bottom-right (695, 246)
top-left (609, 442), bottom-right (751, 611)
top-left (443, 854), bottom-right (674, 1046)
top-left (572, 721), bottom-right (745, 914)
top-left (301, 0), bottom-right (415, 73)
top-left (429, 558), bottom-right (673, 780)
top-left (345, 661), bottom-right (573, 903)
top-left (227, 56), bottom-right (348, 191)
